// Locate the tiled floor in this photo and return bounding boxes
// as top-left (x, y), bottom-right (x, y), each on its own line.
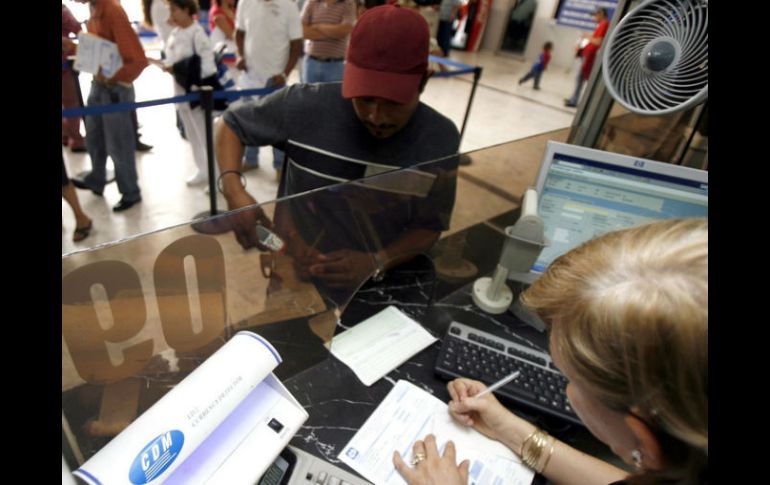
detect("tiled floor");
top-left (62, 48), bottom-right (581, 255)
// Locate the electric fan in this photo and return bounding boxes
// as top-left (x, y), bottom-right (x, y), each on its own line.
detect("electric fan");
top-left (602, 0), bottom-right (708, 115)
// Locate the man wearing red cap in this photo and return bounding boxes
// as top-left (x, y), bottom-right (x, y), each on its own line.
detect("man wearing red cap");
top-left (215, 4), bottom-right (460, 291)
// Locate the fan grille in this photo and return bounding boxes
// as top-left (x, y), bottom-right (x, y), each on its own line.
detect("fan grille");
top-left (602, 0), bottom-right (708, 115)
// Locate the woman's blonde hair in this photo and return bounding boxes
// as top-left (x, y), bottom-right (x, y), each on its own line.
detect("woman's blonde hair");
top-left (521, 218), bottom-right (708, 483)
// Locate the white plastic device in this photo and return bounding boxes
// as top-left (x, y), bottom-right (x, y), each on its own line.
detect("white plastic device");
top-left (471, 188), bottom-right (548, 314)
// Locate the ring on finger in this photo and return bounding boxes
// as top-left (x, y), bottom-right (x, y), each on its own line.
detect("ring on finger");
top-left (410, 452), bottom-right (426, 467)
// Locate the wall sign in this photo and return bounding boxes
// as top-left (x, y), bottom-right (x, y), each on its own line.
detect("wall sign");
top-left (557, 0), bottom-right (618, 30)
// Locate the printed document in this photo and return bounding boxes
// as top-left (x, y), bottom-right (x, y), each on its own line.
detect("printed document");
top-left (339, 380), bottom-right (534, 485)
top-left (331, 306), bottom-right (437, 386)
top-left (74, 32), bottom-right (123, 78)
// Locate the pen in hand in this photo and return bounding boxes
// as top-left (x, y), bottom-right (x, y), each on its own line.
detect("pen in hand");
top-left (472, 370), bottom-right (521, 399)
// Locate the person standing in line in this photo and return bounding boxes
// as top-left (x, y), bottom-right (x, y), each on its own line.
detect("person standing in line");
top-left (71, 0), bottom-right (148, 212)
top-left (436, 0), bottom-right (460, 58)
top-left (564, 7), bottom-right (609, 108)
top-left (142, 0), bottom-right (174, 56)
top-left (518, 41), bottom-right (553, 90)
top-left (151, 0), bottom-right (221, 187)
top-left (62, 156), bottom-right (93, 243)
top-left (209, 0), bottom-right (238, 53)
top-left (394, 218), bottom-right (708, 485)
top-left (299, 0), bottom-right (357, 83)
top-left (234, 0), bottom-right (302, 175)
top-left (62, 4), bottom-right (87, 153)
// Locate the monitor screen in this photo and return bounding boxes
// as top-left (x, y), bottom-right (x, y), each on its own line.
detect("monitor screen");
top-left (531, 142), bottom-right (708, 273)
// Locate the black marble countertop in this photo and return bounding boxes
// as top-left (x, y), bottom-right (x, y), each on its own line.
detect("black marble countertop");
top-left (283, 252), bottom-right (615, 482)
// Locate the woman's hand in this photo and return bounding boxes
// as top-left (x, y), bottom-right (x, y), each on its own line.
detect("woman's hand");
top-left (447, 378), bottom-right (519, 442)
top-left (393, 434), bottom-right (469, 485)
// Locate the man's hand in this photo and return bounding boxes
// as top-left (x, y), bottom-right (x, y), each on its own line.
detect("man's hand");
top-left (94, 69), bottom-right (114, 85)
top-left (62, 37), bottom-right (77, 55)
top-left (269, 74), bottom-right (287, 88)
top-left (306, 249), bottom-right (377, 289)
top-left (224, 190), bottom-right (274, 250)
top-left (284, 231), bottom-right (324, 281)
top-left (236, 56), bottom-right (247, 71)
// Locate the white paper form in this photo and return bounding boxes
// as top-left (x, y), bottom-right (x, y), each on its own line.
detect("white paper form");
top-left (339, 380), bottom-right (534, 485)
top-left (74, 32), bottom-right (123, 77)
top-left (331, 306), bottom-right (437, 386)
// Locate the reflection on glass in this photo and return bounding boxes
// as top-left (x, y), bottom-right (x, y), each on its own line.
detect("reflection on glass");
top-left (62, 131), bottom-right (568, 466)
top-left (595, 102), bottom-right (708, 169)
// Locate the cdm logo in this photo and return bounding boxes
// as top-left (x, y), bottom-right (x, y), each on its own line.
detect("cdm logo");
top-left (129, 430), bottom-right (185, 484)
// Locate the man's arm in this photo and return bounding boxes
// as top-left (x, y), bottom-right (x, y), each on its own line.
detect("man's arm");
top-left (214, 15), bottom-right (235, 39)
top-left (215, 119), bottom-right (248, 205)
top-left (235, 29), bottom-right (246, 70)
top-left (108, 6), bottom-right (148, 84)
top-left (214, 118), bottom-right (270, 249)
top-left (302, 23), bottom-right (328, 40)
top-left (285, 39), bottom-right (303, 76)
top-left (271, 39), bottom-right (302, 86)
top-left (305, 228), bottom-right (440, 288)
top-left (312, 22), bottom-right (354, 39)
top-left (378, 229), bottom-right (439, 271)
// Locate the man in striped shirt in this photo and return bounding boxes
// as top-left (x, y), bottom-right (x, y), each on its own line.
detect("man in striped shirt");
top-left (300, 0), bottom-right (357, 83)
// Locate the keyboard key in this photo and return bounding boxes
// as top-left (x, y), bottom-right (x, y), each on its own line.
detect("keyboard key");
top-left (449, 326), bottom-right (461, 335)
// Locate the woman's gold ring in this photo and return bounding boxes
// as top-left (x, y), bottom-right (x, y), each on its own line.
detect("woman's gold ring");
top-left (410, 453), bottom-right (426, 467)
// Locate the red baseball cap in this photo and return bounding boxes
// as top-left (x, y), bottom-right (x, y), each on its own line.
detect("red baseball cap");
top-left (342, 5), bottom-right (429, 104)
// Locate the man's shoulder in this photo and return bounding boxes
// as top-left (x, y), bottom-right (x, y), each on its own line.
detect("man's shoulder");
top-left (101, 0), bottom-right (129, 19)
top-left (415, 103), bottom-right (460, 142)
top-left (286, 82), bottom-right (344, 103)
top-left (252, 82), bottom-right (345, 117)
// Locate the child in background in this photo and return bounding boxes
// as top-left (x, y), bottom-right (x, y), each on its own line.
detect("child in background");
top-left (150, 0), bottom-right (220, 187)
top-left (518, 41), bottom-right (553, 90)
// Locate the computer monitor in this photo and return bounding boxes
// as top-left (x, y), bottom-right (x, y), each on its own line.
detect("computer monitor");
top-left (531, 141), bottom-right (709, 273)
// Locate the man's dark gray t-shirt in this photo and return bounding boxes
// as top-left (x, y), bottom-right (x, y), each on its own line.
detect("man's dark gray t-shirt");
top-left (223, 82), bottom-right (460, 252)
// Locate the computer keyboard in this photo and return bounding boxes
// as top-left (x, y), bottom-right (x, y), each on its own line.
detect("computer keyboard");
top-left (434, 322), bottom-right (581, 425)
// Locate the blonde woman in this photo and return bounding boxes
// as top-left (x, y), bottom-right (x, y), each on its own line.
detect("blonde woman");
top-left (395, 218), bottom-right (708, 485)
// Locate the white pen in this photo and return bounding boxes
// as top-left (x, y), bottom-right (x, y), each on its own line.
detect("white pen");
top-left (473, 370), bottom-right (521, 399)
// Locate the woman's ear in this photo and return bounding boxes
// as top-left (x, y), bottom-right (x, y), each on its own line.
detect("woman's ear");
top-left (624, 412), bottom-right (664, 471)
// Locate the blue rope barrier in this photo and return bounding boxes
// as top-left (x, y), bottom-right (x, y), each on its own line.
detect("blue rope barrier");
top-left (62, 93), bottom-right (197, 118)
top-left (432, 67), bottom-right (477, 78)
top-left (61, 56), bottom-right (477, 118)
top-left (62, 86), bottom-right (280, 118)
top-left (428, 55), bottom-right (475, 70)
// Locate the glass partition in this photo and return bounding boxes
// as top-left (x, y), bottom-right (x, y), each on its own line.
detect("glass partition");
top-left (62, 129), bottom-right (568, 465)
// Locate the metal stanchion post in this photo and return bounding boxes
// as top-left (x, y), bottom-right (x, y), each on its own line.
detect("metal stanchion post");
top-left (195, 86), bottom-right (218, 219)
top-left (459, 66), bottom-right (483, 143)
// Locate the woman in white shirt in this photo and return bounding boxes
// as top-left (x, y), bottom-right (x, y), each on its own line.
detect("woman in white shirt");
top-left (153, 0), bottom-right (220, 187)
top-left (209, 0), bottom-right (238, 54)
top-left (142, 0), bottom-right (174, 56)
